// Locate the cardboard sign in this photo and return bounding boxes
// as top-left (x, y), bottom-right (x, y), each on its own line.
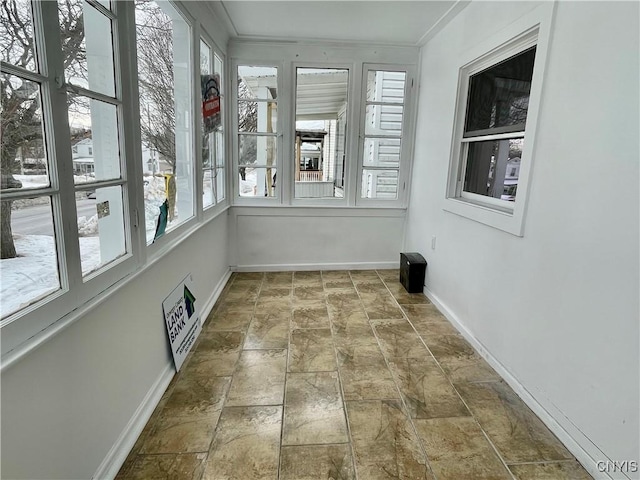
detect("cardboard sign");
top-left (162, 274), bottom-right (201, 371)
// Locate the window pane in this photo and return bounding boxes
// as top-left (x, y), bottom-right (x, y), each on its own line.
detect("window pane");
top-left (200, 39), bottom-right (211, 73)
top-left (465, 47), bottom-right (536, 134)
top-left (363, 138), bottom-right (401, 168)
top-left (203, 169), bottom-right (214, 208)
top-left (0, 196), bottom-right (60, 318)
top-left (136, 0), bottom-right (193, 243)
top-left (237, 66), bottom-right (277, 100)
top-left (0, 0), bottom-right (37, 71)
top-left (59, 0), bottom-right (116, 97)
top-left (295, 68), bottom-right (348, 199)
top-left (238, 101), bottom-right (277, 133)
top-left (69, 95), bottom-right (121, 184)
top-left (238, 135), bottom-right (276, 166)
top-left (216, 167), bottom-right (225, 202)
top-left (1, 74), bottom-right (49, 190)
top-left (366, 71), bottom-right (406, 103)
top-left (364, 104), bottom-right (404, 137)
top-left (239, 168), bottom-right (276, 197)
top-left (361, 169), bottom-right (399, 199)
top-left (214, 54), bottom-right (223, 95)
top-left (78, 185), bottom-right (126, 276)
top-left (463, 138), bottom-right (523, 201)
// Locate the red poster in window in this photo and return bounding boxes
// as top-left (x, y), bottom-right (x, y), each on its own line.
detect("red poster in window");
top-left (203, 97), bottom-right (220, 119)
top-left (201, 74), bottom-right (221, 133)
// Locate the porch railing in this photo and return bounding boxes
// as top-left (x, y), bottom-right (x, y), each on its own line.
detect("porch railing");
top-left (297, 170), bottom-right (323, 182)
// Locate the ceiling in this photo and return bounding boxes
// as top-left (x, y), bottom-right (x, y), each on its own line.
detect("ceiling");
top-left (214, 1), bottom-right (468, 46)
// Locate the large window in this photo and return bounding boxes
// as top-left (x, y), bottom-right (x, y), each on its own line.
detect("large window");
top-left (459, 47), bottom-right (535, 206)
top-left (200, 38), bottom-right (225, 209)
top-left (135, 0), bottom-right (193, 243)
top-left (0, 0), bottom-right (134, 354)
top-left (231, 56), bottom-right (415, 207)
top-left (359, 69), bottom-right (407, 201)
top-left (236, 65), bottom-right (278, 198)
top-left (444, 23), bottom-right (549, 236)
top-left (294, 67), bottom-right (349, 199)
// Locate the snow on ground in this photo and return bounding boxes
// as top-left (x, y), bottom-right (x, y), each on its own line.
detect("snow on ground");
top-left (14, 174), bottom-right (93, 191)
top-left (2, 172), bottom-right (220, 317)
top-left (0, 235), bottom-right (100, 318)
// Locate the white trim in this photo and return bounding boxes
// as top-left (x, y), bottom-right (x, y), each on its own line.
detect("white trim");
top-left (91, 266), bottom-right (231, 479)
top-left (356, 63), bottom-right (417, 208)
top-left (424, 285), bottom-right (616, 480)
top-left (416, 0), bottom-right (471, 46)
top-left (91, 362), bottom-right (175, 480)
top-left (1, 206), bottom-right (230, 370)
top-left (443, 3), bottom-right (556, 237)
top-left (233, 261), bottom-right (398, 273)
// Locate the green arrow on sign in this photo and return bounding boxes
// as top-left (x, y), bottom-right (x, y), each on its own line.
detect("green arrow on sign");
top-left (184, 285), bottom-right (196, 318)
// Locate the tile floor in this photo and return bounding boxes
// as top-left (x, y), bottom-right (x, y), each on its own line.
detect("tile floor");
top-left (116, 270), bottom-right (593, 480)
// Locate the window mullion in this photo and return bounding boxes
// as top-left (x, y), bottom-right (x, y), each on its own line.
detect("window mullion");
top-left (462, 131), bottom-right (525, 143)
top-left (36, 0), bottom-right (83, 292)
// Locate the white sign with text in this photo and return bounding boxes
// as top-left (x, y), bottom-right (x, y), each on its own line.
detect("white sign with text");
top-left (162, 274), bottom-right (201, 371)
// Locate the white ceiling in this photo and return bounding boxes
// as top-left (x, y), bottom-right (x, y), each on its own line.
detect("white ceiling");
top-left (215, 1), bottom-right (467, 46)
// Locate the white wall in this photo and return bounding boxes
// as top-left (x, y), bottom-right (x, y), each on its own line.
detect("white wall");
top-left (405, 1), bottom-right (639, 477)
top-left (230, 207), bottom-right (405, 270)
top-left (1, 213), bottom-right (230, 480)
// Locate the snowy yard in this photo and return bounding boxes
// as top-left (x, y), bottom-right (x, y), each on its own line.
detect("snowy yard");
top-left (0, 235), bottom-right (100, 318)
top-left (0, 172), bottom-right (212, 317)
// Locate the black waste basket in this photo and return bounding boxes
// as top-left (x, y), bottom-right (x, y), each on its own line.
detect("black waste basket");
top-left (400, 252), bottom-right (427, 293)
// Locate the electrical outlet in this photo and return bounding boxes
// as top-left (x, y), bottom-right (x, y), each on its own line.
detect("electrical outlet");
top-left (431, 235), bottom-right (436, 250)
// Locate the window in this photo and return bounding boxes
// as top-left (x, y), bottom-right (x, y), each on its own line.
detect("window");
top-left (236, 65), bottom-right (278, 198)
top-left (444, 17), bottom-right (552, 236)
top-left (1, 0), bottom-right (136, 355)
top-left (135, 0), bottom-right (193, 243)
top-left (460, 47), bottom-right (535, 206)
top-left (294, 67), bottom-right (349, 199)
top-left (230, 45), bottom-right (417, 207)
top-left (359, 69), bottom-right (407, 201)
top-left (200, 38), bottom-right (225, 209)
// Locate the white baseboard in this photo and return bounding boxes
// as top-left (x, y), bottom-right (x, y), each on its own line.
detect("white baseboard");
top-left (424, 286), bottom-right (618, 480)
top-left (200, 269), bottom-right (233, 323)
top-left (92, 268), bottom-right (232, 480)
top-left (233, 261), bottom-right (398, 272)
top-left (92, 363), bottom-right (174, 480)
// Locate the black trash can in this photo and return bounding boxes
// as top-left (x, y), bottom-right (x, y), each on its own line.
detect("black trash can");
top-left (400, 252), bottom-right (427, 293)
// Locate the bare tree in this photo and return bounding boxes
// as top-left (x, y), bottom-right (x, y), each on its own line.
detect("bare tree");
top-left (135, 0), bottom-right (176, 173)
top-left (237, 78), bottom-right (257, 180)
top-left (1, 0), bottom-right (84, 258)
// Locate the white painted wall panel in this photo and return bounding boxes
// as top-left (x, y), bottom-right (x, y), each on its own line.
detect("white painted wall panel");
top-left (1, 213), bottom-right (230, 479)
top-left (405, 1), bottom-right (639, 475)
top-left (231, 208), bottom-right (405, 269)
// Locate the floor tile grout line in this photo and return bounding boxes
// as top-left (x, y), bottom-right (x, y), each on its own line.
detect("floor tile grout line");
top-left (506, 458), bottom-right (581, 466)
top-left (324, 269), bottom-right (361, 480)
top-left (374, 273), bottom-right (517, 477)
top-left (374, 272), bottom-right (512, 480)
top-left (348, 269), bottom-right (440, 480)
top-left (199, 273), bottom-right (262, 480)
top-left (376, 284), bottom-right (522, 479)
top-left (277, 276), bottom-right (294, 480)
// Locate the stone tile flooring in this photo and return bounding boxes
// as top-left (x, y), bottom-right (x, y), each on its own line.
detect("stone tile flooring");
top-left (116, 270), bottom-right (593, 480)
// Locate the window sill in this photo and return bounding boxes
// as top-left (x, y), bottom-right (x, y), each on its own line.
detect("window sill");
top-left (1, 204), bottom-right (231, 372)
top-left (443, 197), bottom-right (524, 236)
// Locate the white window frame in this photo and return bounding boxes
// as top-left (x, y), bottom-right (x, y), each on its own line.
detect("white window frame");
top-left (290, 62), bottom-right (353, 207)
top-left (231, 59), bottom-right (283, 205)
top-left (0, 0), bottom-right (141, 356)
top-left (198, 28), bottom-right (228, 220)
top-left (137, 0), bottom-right (199, 253)
top-left (444, 4), bottom-right (555, 236)
top-left (355, 63), bottom-right (417, 208)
